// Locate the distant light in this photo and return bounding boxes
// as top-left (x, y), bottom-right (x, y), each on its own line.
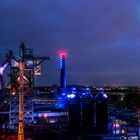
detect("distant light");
top-left (44, 113), bottom-right (47, 118)
top-left (49, 119), bottom-right (56, 123)
top-left (61, 93), bottom-right (66, 96)
top-left (33, 120), bottom-right (37, 124)
top-left (103, 93), bottom-right (108, 98)
top-left (59, 51), bottom-right (67, 57)
top-left (67, 94), bottom-right (76, 98)
top-left (71, 87), bottom-right (77, 94)
top-left (11, 87), bottom-right (16, 96)
top-left (71, 87), bottom-right (76, 90)
top-left (100, 87), bottom-right (104, 91)
top-left (113, 129), bottom-right (120, 134)
top-left (86, 87), bottom-right (90, 90)
top-left (121, 129), bottom-right (125, 134)
top-left (4, 100), bottom-right (7, 104)
top-left (12, 91), bottom-right (16, 96)
top-left (11, 59), bottom-right (18, 67)
top-left (0, 67), bottom-right (5, 75)
top-left (113, 123), bottom-right (119, 128)
top-left (82, 93), bottom-right (86, 95)
top-left (26, 60), bottom-right (33, 66)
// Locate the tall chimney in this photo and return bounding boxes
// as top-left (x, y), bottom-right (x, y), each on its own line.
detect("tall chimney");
top-left (59, 51), bottom-right (67, 92)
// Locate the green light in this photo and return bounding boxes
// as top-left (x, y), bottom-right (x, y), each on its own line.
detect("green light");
top-left (4, 100), bottom-right (7, 104)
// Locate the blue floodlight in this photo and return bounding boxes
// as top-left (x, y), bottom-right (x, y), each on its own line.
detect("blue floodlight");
top-left (86, 87), bottom-right (90, 90)
top-left (100, 87), bottom-right (104, 91)
top-left (82, 92), bottom-right (86, 95)
top-left (103, 93), bottom-right (108, 98)
top-left (67, 93), bottom-right (76, 99)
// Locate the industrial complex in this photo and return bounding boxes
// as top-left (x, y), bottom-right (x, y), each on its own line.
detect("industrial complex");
top-left (0, 43), bottom-right (139, 140)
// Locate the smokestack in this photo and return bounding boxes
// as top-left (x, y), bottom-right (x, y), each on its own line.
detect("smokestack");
top-left (59, 51), bottom-right (67, 92)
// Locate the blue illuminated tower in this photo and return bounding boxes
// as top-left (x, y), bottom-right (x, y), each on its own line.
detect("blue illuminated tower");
top-left (59, 51), bottom-right (67, 93)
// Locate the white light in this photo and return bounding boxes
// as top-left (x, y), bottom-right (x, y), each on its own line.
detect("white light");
top-left (49, 119), bottom-right (56, 123)
top-left (82, 93), bottom-right (86, 95)
top-left (103, 93), bottom-right (108, 98)
top-left (86, 87), bottom-right (89, 90)
top-left (100, 87), bottom-right (104, 91)
top-left (12, 92), bottom-right (16, 96)
top-left (26, 60), bottom-right (33, 66)
top-left (11, 59), bottom-right (18, 67)
top-left (44, 113), bottom-right (47, 117)
top-left (67, 94), bottom-right (76, 98)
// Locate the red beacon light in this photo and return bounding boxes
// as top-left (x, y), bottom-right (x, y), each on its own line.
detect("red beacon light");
top-left (59, 51), bottom-right (67, 57)
top-left (11, 87), bottom-right (16, 95)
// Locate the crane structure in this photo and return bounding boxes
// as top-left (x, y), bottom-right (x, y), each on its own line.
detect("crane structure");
top-left (18, 61), bottom-right (25, 140)
top-left (8, 42), bottom-right (50, 140)
top-left (0, 42), bottom-right (50, 139)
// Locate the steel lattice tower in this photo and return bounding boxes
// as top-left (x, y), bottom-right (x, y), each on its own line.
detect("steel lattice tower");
top-left (8, 42), bottom-right (50, 136)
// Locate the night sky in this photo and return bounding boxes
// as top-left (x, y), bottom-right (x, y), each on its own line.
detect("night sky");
top-left (0, 0), bottom-right (140, 86)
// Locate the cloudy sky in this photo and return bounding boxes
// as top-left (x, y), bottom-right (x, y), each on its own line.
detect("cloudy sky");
top-left (0, 0), bottom-right (140, 86)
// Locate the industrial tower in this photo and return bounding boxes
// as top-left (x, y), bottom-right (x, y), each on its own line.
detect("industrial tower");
top-left (5, 42), bottom-right (50, 139)
top-left (59, 51), bottom-right (67, 93)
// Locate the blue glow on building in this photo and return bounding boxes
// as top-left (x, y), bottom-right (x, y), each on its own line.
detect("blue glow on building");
top-left (100, 87), bottom-right (104, 91)
top-left (67, 94), bottom-right (76, 99)
top-left (55, 103), bottom-right (66, 109)
top-left (59, 51), bottom-right (67, 92)
top-left (103, 93), bottom-right (108, 98)
top-left (59, 56), bottom-right (63, 69)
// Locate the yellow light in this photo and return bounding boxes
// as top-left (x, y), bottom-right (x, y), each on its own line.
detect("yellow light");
top-left (121, 129), bottom-right (125, 134)
top-left (12, 91), bottom-right (16, 96)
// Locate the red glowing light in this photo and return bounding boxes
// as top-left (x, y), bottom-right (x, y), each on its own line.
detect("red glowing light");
top-left (11, 87), bottom-right (16, 95)
top-left (59, 51), bottom-right (67, 57)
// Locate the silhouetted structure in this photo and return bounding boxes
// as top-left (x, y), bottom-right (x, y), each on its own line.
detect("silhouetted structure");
top-left (68, 100), bottom-right (81, 134)
top-left (81, 99), bottom-right (95, 134)
top-left (95, 88), bottom-right (108, 134)
top-left (59, 51), bottom-right (66, 93)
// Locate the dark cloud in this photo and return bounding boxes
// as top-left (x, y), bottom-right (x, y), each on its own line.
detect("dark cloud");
top-left (0, 0), bottom-right (140, 86)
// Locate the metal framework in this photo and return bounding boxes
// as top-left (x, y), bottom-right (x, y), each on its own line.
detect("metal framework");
top-left (0, 42), bottom-right (51, 139)
top-left (9, 95), bottom-right (33, 126)
top-left (6, 42), bottom-right (50, 135)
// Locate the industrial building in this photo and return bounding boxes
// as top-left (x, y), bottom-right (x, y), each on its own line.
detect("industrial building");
top-left (0, 43), bottom-right (111, 140)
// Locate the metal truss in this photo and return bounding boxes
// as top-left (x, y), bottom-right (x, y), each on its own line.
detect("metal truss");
top-left (9, 94), bottom-right (34, 129)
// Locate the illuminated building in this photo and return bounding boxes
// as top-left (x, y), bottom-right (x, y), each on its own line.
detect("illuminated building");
top-left (59, 51), bottom-right (67, 93)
